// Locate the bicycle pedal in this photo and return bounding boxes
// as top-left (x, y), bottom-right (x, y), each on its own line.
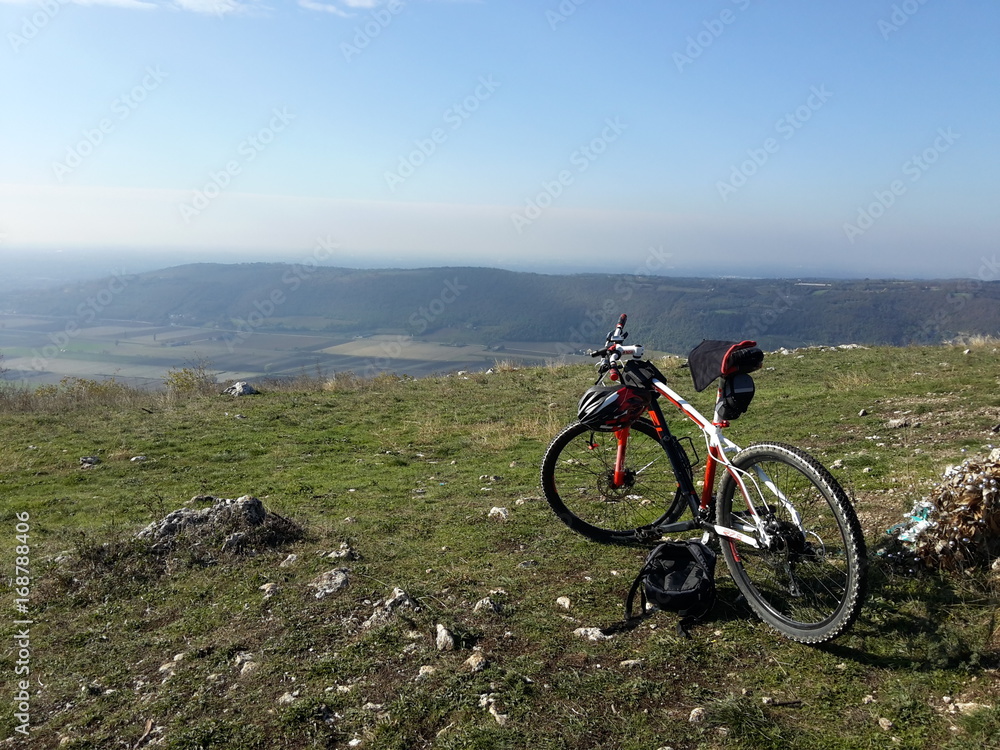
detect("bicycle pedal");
top-left (635, 526), bottom-right (661, 543)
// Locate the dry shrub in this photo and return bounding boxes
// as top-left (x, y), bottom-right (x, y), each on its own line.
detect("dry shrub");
top-left (909, 451), bottom-right (1000, 570)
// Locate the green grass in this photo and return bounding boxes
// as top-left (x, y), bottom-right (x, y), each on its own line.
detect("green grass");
top-left (2, 346), bottom-right (1000, 748)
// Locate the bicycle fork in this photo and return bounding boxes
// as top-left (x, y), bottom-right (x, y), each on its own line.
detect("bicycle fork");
top-left (612, 429), bottom-right (630, 489)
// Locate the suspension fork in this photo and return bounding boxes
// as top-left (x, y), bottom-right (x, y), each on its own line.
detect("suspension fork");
top-left (612, 428), bottom-right (629, 488)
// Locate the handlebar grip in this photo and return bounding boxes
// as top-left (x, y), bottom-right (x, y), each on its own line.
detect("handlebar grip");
top-left (608, 313), bottom-right (628, 343)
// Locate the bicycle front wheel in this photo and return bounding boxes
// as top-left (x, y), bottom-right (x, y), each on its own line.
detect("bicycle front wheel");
top-left (540, 420), bottom-right (688, 545)
top-left (716, 442), bottom-right (867, 643)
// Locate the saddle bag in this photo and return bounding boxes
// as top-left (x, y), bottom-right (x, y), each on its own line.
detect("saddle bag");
top-left (687, 339), bottom-right (764, 392)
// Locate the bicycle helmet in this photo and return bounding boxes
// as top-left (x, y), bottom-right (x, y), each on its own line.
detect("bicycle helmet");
top-left (577, 385), bottom-right (650, 431)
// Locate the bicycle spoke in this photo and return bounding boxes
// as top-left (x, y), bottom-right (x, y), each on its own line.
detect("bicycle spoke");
top-left (541, 420), bottom-right (689, 544)
top-left (718, 442), bottom-right (866, 643)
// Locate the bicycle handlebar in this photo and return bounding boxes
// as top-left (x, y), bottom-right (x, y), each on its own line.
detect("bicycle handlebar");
top-left (611, 313), bottom-right (627, 342)
top-left (588, 315), bottom-right (644, 377)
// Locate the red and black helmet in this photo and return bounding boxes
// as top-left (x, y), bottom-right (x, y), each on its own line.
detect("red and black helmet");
top-left (577, 385), bottom-right (650, 431)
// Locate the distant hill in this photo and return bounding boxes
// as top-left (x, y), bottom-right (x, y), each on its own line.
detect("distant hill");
top-left (1, 263), bottom-right (998, 352)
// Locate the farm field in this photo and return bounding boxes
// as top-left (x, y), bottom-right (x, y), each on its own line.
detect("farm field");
top-left (0, 314), bottom-right (588, 387)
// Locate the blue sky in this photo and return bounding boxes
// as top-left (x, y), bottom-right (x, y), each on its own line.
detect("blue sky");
top-left (0, 0), bottom-right (997, 278)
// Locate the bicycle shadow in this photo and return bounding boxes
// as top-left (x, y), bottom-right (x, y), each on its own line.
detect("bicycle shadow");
top-left (817, 555), bottom-right (1000, 670)
top-left (598, 555), bottom-right (999, 669)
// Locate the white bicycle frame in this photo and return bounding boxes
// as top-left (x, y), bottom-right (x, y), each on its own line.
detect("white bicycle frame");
top-left (609, 343), bottom-right (799, 549)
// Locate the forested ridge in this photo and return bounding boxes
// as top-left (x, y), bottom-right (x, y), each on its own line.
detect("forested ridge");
top-left (2, 263), bottom-right (997, 351)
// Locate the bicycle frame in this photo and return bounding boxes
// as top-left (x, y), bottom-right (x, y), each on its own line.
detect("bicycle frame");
top-left (613, 374), bottom-right (768, 549)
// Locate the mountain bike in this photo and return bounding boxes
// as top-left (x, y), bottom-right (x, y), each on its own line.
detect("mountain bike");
top-left (540, 314), bottom-right (868, 643)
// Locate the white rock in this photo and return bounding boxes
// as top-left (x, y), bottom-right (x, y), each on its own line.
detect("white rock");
top-left (328, 542), bottom-right (357, 560)
top-left (489, 704), bottom-right (509, 726)
top-left (689, 707), bottom-right (706, 723)
top-left (436, 623), bottom-right (456, 651)
top-left (362, 588), bottom-right (417, 629)
top-left (277, 692), bottom-right (296, 705)
top-left (488, 506), bottom-right (509, 520)
top-left (465, 652), bottom-right (488, 673)
top-left (279, 553), bottom-right (298, 568)
top-left (473, 597), bottom-right (499, 613)
top-left (556, 596), bottom-right (571, 610)
top-left (573, 627), bottom-right (611, 642)
top-left (260, 582), bottom-right (279, 599)
top-left (223, 381), bottom-right (258, 396)
top-left (416, 665), bottom-right (437, 680)
top-left (310, 569), bottom-right (350, 599)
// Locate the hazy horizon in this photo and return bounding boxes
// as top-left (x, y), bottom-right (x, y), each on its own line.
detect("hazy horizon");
top-left (1, 247), bottom-right (994, 292)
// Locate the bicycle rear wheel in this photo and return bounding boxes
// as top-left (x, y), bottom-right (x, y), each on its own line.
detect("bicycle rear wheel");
top-left (716, 442), bottom-right (867, 643)
top-left (540, 420), bottom-right (688, 545)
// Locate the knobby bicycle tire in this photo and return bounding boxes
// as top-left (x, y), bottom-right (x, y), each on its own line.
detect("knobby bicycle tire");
top-left (716, 442), bottom-right (868, 643)
top-left (540, 420), bottom-right (688, 545)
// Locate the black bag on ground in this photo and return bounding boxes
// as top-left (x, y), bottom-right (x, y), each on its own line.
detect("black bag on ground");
top-left (624, 539), bottom-right (717, 637)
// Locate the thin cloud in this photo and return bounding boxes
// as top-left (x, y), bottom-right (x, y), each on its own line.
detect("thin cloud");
top-left (0, 0), bottom-right (158, 8)
top-left (172, 0), bottom-right (245, 13)
top-left (0, 0), bottom-right (259, 12)
top-left (298, 0), bottom-right (380, 16)
top-left (298, 0), bottom-right (351, 17)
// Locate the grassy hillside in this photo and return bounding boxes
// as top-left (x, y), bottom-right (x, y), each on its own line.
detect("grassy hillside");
top-left (3, 344), bottom-right (1000, 748)
top-left (2, 264), bottom-right (1000, 353)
